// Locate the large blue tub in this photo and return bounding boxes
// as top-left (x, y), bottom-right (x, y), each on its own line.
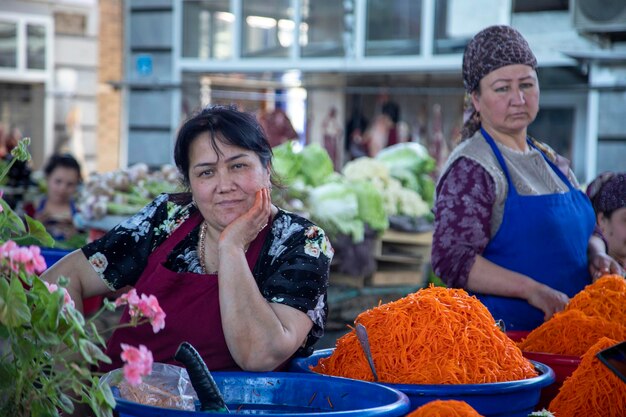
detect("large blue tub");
top-left (289, 348), bottom-right (555, 417)
top-left (110, 370), bottom-right (410, 416)
top-left (40, 247), bottom-right (72, 268)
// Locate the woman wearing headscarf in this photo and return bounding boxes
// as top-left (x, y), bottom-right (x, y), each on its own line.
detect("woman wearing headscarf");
top-left (587, 172), bottom-right (626, 273)
top-left (431, 25), bottom-right (620, 331)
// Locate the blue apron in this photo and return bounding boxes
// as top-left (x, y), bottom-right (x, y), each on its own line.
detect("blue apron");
top-left (476, 128), bottom-right (594, 330)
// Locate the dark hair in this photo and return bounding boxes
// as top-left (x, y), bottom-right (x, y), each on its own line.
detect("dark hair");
top-left (44, 153), bottom-right (82, 182)
top-left (174, 104), bottom-right (275, 188)
top-left (587, 172), bottom-right (626, 218)
top-left (381, 101), bottom-right (400, 124)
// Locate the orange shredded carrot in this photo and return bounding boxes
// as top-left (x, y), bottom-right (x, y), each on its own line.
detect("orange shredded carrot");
top-left (549, 337), bottom-right (626, 417)
top-left (588, 274), bottom-right (626, 292)
top-left (564, 274), bottom-right (626, 324)
top-left (517, 309), bottom-right (626, 356)
top-left (312, 285), bottom-right (537, 384)
top-left (406, 400), bottom-right (484, 417)
top-left (517, 275), bottom-right (626, 357)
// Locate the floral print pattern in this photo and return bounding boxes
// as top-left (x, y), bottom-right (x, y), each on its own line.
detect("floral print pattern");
top-left (268, 214), bottom-right (304, 263)
top-left (304, 225), bottom-right (334, 259)
top-left (88, 252), bottom-right (109, 282)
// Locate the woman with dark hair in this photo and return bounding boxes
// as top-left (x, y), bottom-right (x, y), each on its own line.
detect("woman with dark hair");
top-left (24, 153), bottom-right (83, 241)
top-left (431, 25), bottom-right (618, 331)
top-left (42, 105), bottom-right (332, 372)
top-left (587, 172), bottom-right (626, 275)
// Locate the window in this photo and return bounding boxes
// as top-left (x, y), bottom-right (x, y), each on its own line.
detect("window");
top-left (27, 24), bottom-right (46, 70)
top-left (0, 17), bottom-right (50, 72)
top-left (365, 0), bottom-right (421, 56)
top-left (513, 0), bottom-right (568, 13)
top-left (0, 21), bottom-right (17, 68)
top-left (434, 0), bottom-right (510, 55)
top-left (182, 0), bottom-right (233, 59)
top-left (300, 0), bottom-right (348, 58)
top-left (242, 0), bottom-right (293, 58)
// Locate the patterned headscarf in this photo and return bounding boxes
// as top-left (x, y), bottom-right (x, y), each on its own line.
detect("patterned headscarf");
top-left (587, 172), bottom-right (626, 215)
top-left (461, 25), bottom-right (538, 139)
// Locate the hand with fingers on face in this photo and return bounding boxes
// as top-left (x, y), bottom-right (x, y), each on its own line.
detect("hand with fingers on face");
top-left (218, 187), bottom-right (272, 252)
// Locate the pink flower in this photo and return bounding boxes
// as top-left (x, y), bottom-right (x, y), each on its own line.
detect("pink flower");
top-left (44, 281), bottom-right (76, 309)
top-left (137, 294), bottom-right (166, 333)
top-left (114, 289), bottom-right (166, 333)
top-left (44, 282), bottom-right (58, 293)
top-left (28, 245), bottom-right (47, 273)
top-left (120, 344), bottom-right (153, 386)
top-left (115, 288), bottom-right (140, 308)
top-left (0, 241), bottom-right (47, 274)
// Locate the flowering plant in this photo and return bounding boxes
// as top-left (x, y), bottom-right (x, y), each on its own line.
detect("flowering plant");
top-left (0, 138), bottom-right (165, 417)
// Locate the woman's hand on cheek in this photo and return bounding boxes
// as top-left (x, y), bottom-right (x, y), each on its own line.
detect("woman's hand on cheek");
top-left (219, 188), bottom-right (272, 251)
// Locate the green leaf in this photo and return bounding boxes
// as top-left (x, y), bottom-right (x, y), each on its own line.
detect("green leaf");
top-left (32, 278), bottom-right (62, 330)
top-left (60, 303), bottom-right (86, 338)
top-left (33, 324), bottom-right (62, 345)
top-left (0, 278), bottom-right (9, 322)
top-left (79, 339), bottom-right (109, 365)
top-left (0, 198), bottom-right (26, 235)
top-left (88, 321), bottom-right (107, 347)
top-left (30, 399), bottom-right (60, 417)
top-left (56, 392), bottom-right (75, 414)
top-left (24, 215), bottom-right (55, 247)
top-left (0, 275), bottom-right (31, 327)
top-left (11, 136), bottom-right (31, 161)
top-left (0, 362), bottom-right (17, 392)
top-left (70, 362), bottom-right (93, 378)
top-left (93, 381), bottom-right (117, 416)
top-left (99, 382), bottom-right (117, 408)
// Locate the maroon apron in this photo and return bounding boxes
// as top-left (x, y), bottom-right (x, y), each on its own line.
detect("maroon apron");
top-left (100, 211), bottom-right (269, 372)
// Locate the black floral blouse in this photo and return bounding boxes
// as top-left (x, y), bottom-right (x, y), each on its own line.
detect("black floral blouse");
top-left (81, 193), bottom-right (333, 355)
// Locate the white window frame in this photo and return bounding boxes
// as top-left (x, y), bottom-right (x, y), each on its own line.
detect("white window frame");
top-left (0, 12), bottom-right (53, 83)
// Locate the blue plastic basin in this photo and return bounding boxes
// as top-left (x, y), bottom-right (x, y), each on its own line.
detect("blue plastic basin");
top-left (40, 247), bottom-right (72, 268)
top-left (112, 370), bottom-right (410, 416)
top-left (289, 348), bottom-right (555, 417)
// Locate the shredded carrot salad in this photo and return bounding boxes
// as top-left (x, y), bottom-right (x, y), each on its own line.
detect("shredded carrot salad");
top-left (406, 399), bottom-right (484, 417)
top-left (564, 275), bottom-right (626, 324)
top-left (312, 286), bottom-right (537, 384)
top-left (549, 337), bottom-right (626, 417)
top-left (517, 309), bottom-right (625, 356)
top-left (518, 275), bottom-right (626, 356)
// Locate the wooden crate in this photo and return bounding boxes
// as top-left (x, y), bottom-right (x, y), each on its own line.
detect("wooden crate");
top-left (367, 230), bottom-right (433, 287)
top-left (329, 271), bottom-right (366, 288)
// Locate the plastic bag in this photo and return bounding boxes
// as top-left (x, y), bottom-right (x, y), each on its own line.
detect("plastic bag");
top-left (101, 362), bottom-right (197, 410)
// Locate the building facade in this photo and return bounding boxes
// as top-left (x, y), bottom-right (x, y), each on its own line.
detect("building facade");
top-left (2, 0), bottom-right (625, 182)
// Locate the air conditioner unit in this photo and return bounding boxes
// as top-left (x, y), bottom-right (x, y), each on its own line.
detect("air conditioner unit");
top-left (571, 0), bottom-right (626, 33)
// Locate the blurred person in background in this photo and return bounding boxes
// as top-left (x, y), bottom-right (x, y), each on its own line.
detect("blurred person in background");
top-left (23, 153), bottom-right (83, 242)
top-left (364, 100), bottom-right (402, 157)
top-left (431, 25), bottom-right (619, 331)
top-left (587, 172), bottom-right (626, 274)
top-left (345, 104), bottom-right (369, 160)
top-left (321, 106), bottom-right (344, 171)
